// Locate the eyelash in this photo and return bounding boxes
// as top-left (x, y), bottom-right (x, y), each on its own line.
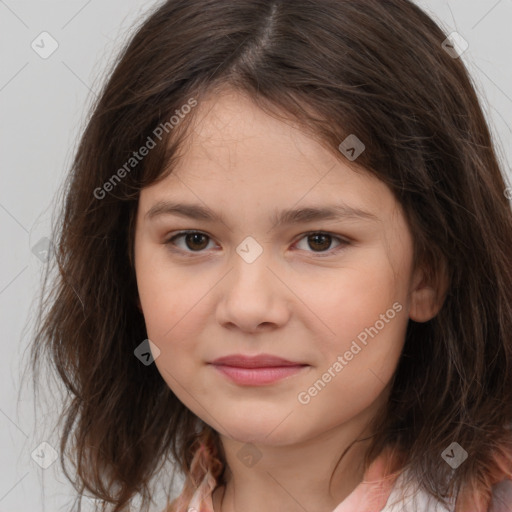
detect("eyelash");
top-left (163, 230), bottom-right (350, 258)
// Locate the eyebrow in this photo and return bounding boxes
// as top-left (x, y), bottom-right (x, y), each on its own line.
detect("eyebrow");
top-left (145, 200), bottom-right (379, 228)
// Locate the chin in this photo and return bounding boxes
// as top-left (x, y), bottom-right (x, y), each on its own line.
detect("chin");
top-left (221, 422), bottom-right (305, 447)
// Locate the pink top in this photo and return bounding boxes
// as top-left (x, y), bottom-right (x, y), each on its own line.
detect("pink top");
top-left (166, 444), bottom-right (512, 512)
top-left (169, 447), bottom-right (412, 512)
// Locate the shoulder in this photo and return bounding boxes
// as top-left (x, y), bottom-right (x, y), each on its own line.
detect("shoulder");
top-left (490, 478), bottom-right (512, 512)
top-left (380, 471), bottom-right (454, 512)
top-left (382, 473), bottom-right (512, 512)
top-left (381, 489), bottom-right (453, 512)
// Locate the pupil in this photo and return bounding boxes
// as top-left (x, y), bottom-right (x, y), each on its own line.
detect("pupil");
top-left (187, 233), bottom-right (208, 250)
top-left (310, 234), bottom-right (330, 251)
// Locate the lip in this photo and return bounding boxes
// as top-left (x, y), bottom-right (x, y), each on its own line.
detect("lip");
top-left (209, 354), bottom-right (309, 386)
top-left (210, 354), bottom-right (305, 368)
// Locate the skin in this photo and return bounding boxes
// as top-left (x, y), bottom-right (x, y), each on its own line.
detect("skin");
top-left (133, 86), bottom-right (446, 512)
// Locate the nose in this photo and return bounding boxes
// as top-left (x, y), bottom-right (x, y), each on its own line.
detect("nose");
top-left (215, 248), bottom-right (291, 334)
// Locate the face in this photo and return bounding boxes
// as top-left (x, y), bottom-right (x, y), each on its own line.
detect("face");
top-left (134, 87), bottom-right (425, 446)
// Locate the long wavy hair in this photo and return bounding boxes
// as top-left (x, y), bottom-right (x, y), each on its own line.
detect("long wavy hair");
top-left (26, 0), bottom-right (512, 511)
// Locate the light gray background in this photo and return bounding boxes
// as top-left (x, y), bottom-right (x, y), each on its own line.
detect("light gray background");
top-left (1, 1), bottom-right (511, 511)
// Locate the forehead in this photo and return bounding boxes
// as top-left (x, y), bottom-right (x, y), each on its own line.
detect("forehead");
top-left (177, 89), bottom-right (349, 182)
top-left (139, 88), bottom-right (400, 226)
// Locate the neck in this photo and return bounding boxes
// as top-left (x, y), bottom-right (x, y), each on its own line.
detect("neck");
top-left (212, 411), bottom-right (380, 512)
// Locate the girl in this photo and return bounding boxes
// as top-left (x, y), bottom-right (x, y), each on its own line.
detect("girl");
top-left (28, 0), bottom-right (512, 511)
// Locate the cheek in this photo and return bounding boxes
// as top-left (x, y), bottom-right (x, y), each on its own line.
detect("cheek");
top-left (297, 306), bottom-right (407, 429)
top-left (135, 244), bottom-right (207, 340)
top-left (135, 257), bottom-right (206, 393)
top-left (135, 252), bottom-right (220, 403)
top-left (314, 274), bottom-right (407, 408)
top-left (292, 253), bottom-right (405, 356)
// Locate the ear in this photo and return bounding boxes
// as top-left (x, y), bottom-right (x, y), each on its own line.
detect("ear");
top-left (408, 258), bottom-right (449, 323)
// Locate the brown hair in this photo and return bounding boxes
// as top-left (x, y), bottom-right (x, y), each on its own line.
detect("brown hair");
top-left (26, 0), bottom-right (512, 510)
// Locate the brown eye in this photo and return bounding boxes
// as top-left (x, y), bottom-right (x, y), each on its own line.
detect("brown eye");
top-left (307, 233), bottom-right (333, 252)
top-left (183, 232), bottom-right (210, 251)
top-left (294, 232), bottom-right (349, 256)
top-left (165, 231), bottom-right (214, 253)
top-left (164, 230), bottom-right (349, 258)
